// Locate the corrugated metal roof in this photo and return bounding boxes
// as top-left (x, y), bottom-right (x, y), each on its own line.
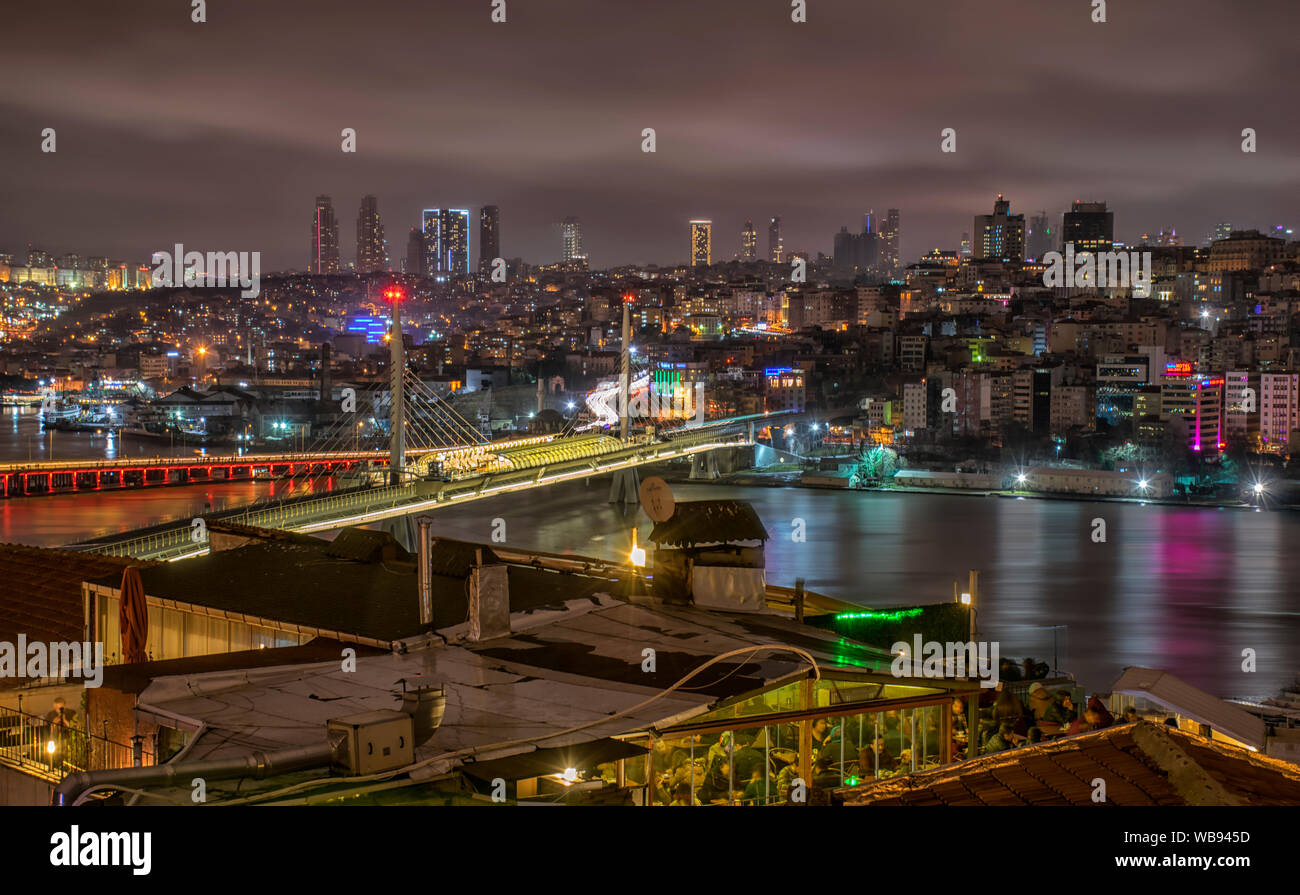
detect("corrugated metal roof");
top-left (1110, 666), bottom-right (1267, 750)
top-left (649, 500), bottom-right (769, 546)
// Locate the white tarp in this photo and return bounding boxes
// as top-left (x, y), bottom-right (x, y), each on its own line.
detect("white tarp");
top-left (691, 566), bottom-right (766, 612)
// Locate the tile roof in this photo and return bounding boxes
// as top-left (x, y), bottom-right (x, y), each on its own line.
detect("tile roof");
top-left (649, 500), bottom-right (769, 546)
top-left (89, 533), bottom-right (618, 644)
top-left (838, 721), bottom-right (1300, 806)
top-left (0, 542), bottom-right (148, 647)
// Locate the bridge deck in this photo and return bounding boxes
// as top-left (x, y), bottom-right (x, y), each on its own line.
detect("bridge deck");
top-left (70, 430), bottom-right (752, 561)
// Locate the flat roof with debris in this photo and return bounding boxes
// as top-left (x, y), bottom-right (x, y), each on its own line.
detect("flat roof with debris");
top-left (124, 591), bottom-right (903, 803)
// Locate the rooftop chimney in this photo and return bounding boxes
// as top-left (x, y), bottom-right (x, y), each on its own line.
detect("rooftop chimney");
top-left (416, 516), bottom-right (433, 625)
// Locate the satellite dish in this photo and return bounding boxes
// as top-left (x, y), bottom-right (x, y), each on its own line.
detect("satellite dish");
top-left (639, 476), bottom-right (675, 523)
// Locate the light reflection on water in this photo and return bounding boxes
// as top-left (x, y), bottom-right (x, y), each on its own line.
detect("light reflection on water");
top-left (427, 480), bottom-right (1300, 702)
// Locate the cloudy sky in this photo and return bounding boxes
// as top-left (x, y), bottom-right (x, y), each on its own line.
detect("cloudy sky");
top-left (2, 0), bottom-right (1297, 271)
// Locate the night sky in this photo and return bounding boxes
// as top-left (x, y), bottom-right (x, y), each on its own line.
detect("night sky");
top-left (2, 0), bottom-right (1297, 270)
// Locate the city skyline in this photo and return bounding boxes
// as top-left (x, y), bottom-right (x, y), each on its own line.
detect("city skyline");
top-left (7, 192), bottom-right (1296, 279)
top-left (2, 0), bottom-right (1297, 270)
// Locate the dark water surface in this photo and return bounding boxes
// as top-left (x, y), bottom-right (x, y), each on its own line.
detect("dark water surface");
top-left (427, 480), bottom-right (1300, 702)
top-left (5, 401), bottom-right (1296, 701)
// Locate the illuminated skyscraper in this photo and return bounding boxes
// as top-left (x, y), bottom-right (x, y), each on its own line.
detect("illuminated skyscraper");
top-left (479, 205), bottom-right (501, 275)
top-left (442, 208), bottom-right (470, 276)
top-left (309, 195), bottom-right (340, 274)
top-left (741, 220), bottom-right (757, 261)
top-left (1061, 201), bottom-right (1113, 255)
top-left (690, 220), bottom-right (712, 267)
top-left (972, 195), bottom-right (1025, 261)
top-left (355, 195), bottom-right (388, 272)
top-left (882, 208), bottom-right (900, 275)
top-left (422, 208), bottom-right (471, 278)
top-left (561, 216), bottom-right (584, 262)
top-left (768, 216), bottom-right (783, 263)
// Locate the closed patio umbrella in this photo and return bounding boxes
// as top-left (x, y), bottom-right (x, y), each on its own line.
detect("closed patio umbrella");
top-left (119, 566), bottom-right (149, 664)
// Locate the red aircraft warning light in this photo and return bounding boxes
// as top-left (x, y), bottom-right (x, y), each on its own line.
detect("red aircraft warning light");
top-left (383, 285), bottom-right (406, 303)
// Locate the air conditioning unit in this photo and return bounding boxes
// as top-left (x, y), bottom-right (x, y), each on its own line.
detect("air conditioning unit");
top-left (328, 710), bottom-right (415, 776)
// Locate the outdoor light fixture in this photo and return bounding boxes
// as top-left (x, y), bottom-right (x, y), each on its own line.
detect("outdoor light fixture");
top-left (629, 529), bottom-right (646, 568)
top-left (1138, 479), bottom-right (1148, 490)
top-left (46, 740), bottom-right (57, 755)
top-left (1253, 482), bottom-right (1265, 495)
top-left (960, 592), bottom-right (972, 605)
top-left (1016, 473), bottom-right (1027, 485)
top-left (561, 767), bottom-right (579, 783)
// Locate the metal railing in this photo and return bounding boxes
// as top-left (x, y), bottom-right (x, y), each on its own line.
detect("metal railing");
top-left (77, 430), bottom-right (754, 560)
top-left (0, 705), bottom-right (151, 783)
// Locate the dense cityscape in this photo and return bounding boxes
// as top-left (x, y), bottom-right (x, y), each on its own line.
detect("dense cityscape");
top-left (3, 196), bottom-right (1300, 501)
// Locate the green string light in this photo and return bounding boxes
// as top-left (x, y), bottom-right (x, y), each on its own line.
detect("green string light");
top-left (834, 608), bottom-right (923, 622)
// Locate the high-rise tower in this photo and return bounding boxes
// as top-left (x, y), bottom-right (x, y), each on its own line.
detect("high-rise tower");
top-left (310, 195), bottom-right (340, 274)
top-left (690, 220), bottom-right (712, 267)
top-left (479, 205), bottom-right (501, 275)
top-left (768, 216), bottom-right (784, 263)
top-left (422, 208), bottom-right (470, 278)
top-left (741, 220), bottom-right (758, 261)
top-left (882, 208), bottom-right (900, 275)
top-left (972, 195), bottom-right (1025, 261)
top-left (1061, 201), bottom-right (1114, 255)
top-left (1026, 211), bottom-right (1054, 261)
top-left (355, 195), bottom-right (388, 272)
top-left (561, 216), bottom-right (584, 262)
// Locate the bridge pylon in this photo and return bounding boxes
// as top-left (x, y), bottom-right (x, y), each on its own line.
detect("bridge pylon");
top-left (689, 451), bottom-right (720, 481)
top-left (608, 466), bottom-right (640, 505)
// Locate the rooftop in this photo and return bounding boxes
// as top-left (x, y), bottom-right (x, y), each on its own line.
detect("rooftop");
top-left (838, 721), bottom-right (1300, 806)
top-left (89, 530), bottom-right (617, 645)
top-left (0, 542), bottom-right (149, 648)
top-left (649, 499), bottom-right (769, 547)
